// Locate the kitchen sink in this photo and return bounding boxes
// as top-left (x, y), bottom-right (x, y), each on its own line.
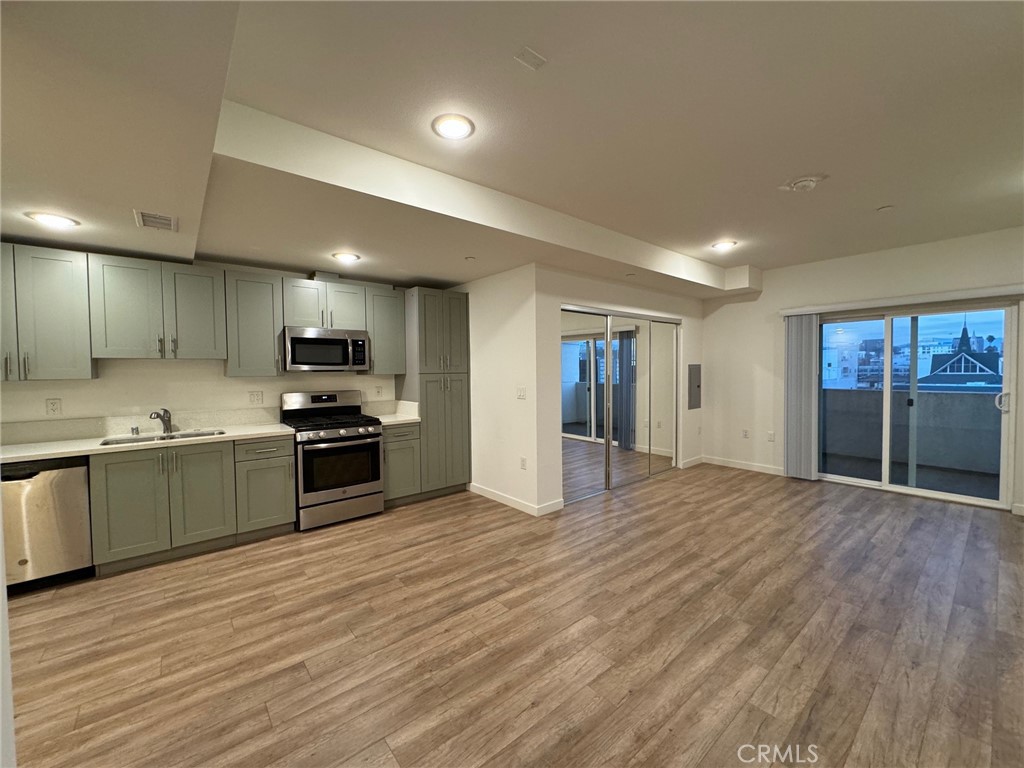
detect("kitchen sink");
top-left (100, 429), bottom-right (226, 446)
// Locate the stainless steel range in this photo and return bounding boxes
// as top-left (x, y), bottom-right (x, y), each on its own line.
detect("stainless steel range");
top-left (281, 390), bottom-right (383, 531)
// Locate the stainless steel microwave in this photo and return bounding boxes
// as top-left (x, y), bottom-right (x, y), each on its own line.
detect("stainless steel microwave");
top-left (283, 327), bottom-right (370, 372)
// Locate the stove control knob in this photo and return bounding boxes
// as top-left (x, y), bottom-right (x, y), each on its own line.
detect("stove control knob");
top-left (318, 431), bottom-right (326, 439)
top-left (339, 429), bottom-right (347, 436)
top-left (358, 427), bottom-right (367, 434)
top-left (368, 426), bottom-right (376, 433)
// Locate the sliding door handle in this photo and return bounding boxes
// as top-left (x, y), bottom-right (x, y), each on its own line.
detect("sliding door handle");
top-left (995, 392), bottom-right (1011, 413)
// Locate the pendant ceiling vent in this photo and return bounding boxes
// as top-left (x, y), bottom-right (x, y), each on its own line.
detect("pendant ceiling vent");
top-left (133, 209), bottom-right (178, 232)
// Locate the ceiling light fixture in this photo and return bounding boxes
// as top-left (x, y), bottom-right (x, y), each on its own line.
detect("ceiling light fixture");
top-left (875, 205), bottom-right (895, 213)
top-left (431, 114), bottom-right (475, 140)
top-left (711, 241), bottom-right (738, 252)
top-left (24, 211), bottom-right (80, 230)
top-left (465, 256), bottom-right (477, 262)
top-left (625, 272), bottom-right (637, 278)
top-left (333, 253), bottom-right (361, 264)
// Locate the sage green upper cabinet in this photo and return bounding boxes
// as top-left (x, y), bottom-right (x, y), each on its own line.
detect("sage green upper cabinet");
top-left (90, 449), bottom-right (171, 564)
top-left (408, 287), bottom-right (468, 374)
top-left (225, 270), bottom-right (284, 377)
top-left (416, 288), bottom-right (445, 374)
top-left (161, 263), bottom-right (227, 360)
top-left (365, 285), bottom-right (406, 375)
top-left (88, 253), bottom-right (164, 358)
top-left (283, 278), bottom-right (327, 327)
top-left (168, 442), bottom-right (236, 547)
top-left (14, 245), bottom-right (93, 379)
top-left (443, 291), bottom-right (469, 374)
top-left (1, 244), bottom-right (21, 381)
top-left (326, 282), bottom-right (366, 330)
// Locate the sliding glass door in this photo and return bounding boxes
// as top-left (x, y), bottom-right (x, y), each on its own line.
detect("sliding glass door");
top-left (819, 304), bottom-right (1015, 506)
top-left (889, 309), bottom-right (1008, 500)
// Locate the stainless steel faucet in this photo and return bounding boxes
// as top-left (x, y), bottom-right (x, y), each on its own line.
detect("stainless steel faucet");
top-left (149, 408), bottom-right (173, 434)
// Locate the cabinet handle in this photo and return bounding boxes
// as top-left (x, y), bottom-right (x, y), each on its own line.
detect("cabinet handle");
top-left (158, 452), bottom-right (164, 475)
top-left (321, 309), bottom-right (325, 328)
top-left (158, 336), bottom-right (165, 357)
top-left (446, 376), bottom-right (450, 392)
top-left (275, 355), bottom-right (281, 374)
top-left (288, 461), bottom-right (293, 479)
top-left (330, 310), bottom-right (334, 327)
top-left (252, 448), bottom-right (279, 454)
top-left (446, 354), bottom-right (451, 370)
top-left (22, 354), bottom-right (29, 378)
top-left (171, 451), bottom-right (177, 473)
top-left (3, 353), bottom-right (9, 381)
top-left (171, 337), bottom-right (178, 358)
top-left (383, 448), bottom-right (387, 464)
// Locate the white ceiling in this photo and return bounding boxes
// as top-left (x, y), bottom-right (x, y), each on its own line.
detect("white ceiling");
top-left (1, 2), bottom-right (1020, 293)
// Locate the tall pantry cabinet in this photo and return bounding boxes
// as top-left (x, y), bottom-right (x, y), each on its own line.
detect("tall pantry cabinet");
top-left (400, 288), bottom-right (470, 492)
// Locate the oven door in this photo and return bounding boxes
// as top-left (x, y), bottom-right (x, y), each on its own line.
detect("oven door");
top-left (285, 327), bottom-right (351, 371)
top-left (297, 437), bottom-right (383, 507)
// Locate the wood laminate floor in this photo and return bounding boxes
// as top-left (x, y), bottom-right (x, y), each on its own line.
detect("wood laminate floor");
top-left (8, 465), bottom-right (1024, 768)
top-left (562, 438), bottom-right (673, 502)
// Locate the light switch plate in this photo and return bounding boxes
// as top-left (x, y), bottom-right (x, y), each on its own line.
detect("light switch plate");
top-left (515, 385), bottom-right (527, 400)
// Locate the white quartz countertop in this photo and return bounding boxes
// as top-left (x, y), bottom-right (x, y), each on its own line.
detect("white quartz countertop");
top-left (1, 423), bottom-right (295, 464)
top-left (377, 413), bottom-right (421, 427)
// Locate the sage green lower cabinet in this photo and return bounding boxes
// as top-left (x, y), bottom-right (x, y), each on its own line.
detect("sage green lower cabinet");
top-left (90, 443), bottom-right (237, 564)
top-left (383, 425), bottom-right (421, 501)
top-left (168, 443), bottom-right (236, 546)
top-left (420, 374), bottom-right (470, 492)
top-left (90, 450), bottom-right (171, 564)
top-left (235, 455), bottom-right (296, 532)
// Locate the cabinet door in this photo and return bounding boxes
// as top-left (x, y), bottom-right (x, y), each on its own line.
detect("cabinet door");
top-left (283, 278), bottom-right (327, 327)
top-left (90, 449), bottom-right (171, 564)
top-left (418, 288), bottom-right (445, 373)
top-left (445, 374), bottom-right (471, 486)
top-left (443, 291), bottom-right (469, 373)
top-left (1, 244), bottom-right (21, 381)
top-left (15, 246), bottom-right (93, 378)
top-left (88, 253), bottom-right (164, 358)
top-left (162, 263), bottom-right (227, 359)
top-left (366, 285), bottom-right (406, 375)
top-left (384, 440), bottom-right (421, 500)
top-left (168, 442), bottom-right (236, 547)
top-left (326, 282), bottom-right (366, 330)
top-left (226, 270), bottom-right (284, 377)
top-left (420, 374), bottom-right (447, 492)
top-left (236, 456), bottom-right (296, 532)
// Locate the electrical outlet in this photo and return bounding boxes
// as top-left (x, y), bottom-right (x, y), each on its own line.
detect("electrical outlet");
top-left (742, 429), bottom-right (750, 439)
top-left (520, 457), bottom-right (527, 470)
top-left (515, 385), bottom-right (527, 400)
top-left (767, 430), bottom-right (776, 442)
top-left (375, 385), bottom-right (383, 398)
top-left (45, 398), bottom-right (62, 416)
top-left (248, 391), bottom-right (264, 405)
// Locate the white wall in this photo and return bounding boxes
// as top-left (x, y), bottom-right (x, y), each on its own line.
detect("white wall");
top-left (702, 226), bottom-right (1024, 512)
top-left (0, 359), bottom-right (395, 440)
top-left (463, 264), bottom-right (542, 514)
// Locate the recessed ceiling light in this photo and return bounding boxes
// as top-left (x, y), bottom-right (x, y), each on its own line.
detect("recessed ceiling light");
top-left (465, 256), bottom-right (477, 262)
top-left (625, 272), bottom-right (637, 278)
top-left (431, 114), bottom-right (475, 140)
top-left (24, 211), bottom-right (79, 230)
top-left (333, 252), bottom-right (361, 264)
top-left (711, 241), bottom-right (738, 252)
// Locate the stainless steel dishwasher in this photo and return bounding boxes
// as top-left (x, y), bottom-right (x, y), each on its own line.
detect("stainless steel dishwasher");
top-left (2, 456), bottom-right (92, 585)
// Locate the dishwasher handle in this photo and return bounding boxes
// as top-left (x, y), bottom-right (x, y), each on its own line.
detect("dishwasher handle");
top-left (2, 455), bottom-right (89, 481)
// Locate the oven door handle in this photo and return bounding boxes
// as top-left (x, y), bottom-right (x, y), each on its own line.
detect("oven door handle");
top-left (300, 438), bottom-right (381, 450)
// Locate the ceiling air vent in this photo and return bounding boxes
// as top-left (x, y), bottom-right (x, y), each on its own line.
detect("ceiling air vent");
top-left (514, 46), bottom-right (547, 71)
top-left (133, 209), bottom-right (178, 232)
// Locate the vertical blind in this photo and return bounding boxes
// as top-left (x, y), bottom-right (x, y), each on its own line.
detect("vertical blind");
top-left (784, 313), bottom-right (819, 480)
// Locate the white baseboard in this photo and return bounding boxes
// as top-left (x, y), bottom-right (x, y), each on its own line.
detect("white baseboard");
top-left (677, 456), bottom-right (704, 469)
top-left (702, 455), bottom-right (785, 476)
top-left (1013, 503), bottom-right (1024, 517)
top-left (468, 483), bottom-right (564, 517)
